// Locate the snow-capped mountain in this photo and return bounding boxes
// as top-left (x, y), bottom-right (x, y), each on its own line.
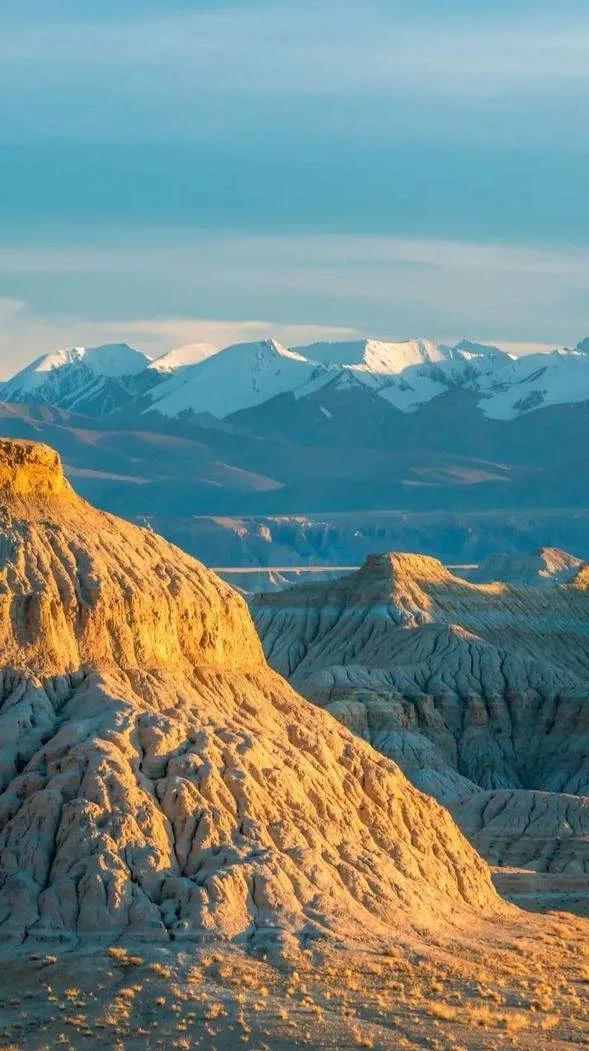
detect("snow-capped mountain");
top-left (145, 338), bottom-right (323, 418)
top-left (0, 343), bottom-right (152, 416)
top-left (4, 334), bottom-right (589, 550)
top-left (3, 333), bottom-right (589, 424)
top-left (479, 344), bottom-right (589, 420)
top-left (369, 339), bottom-right (516, 414)
top-left (290, 337), bottom-right (450, 373)
top-left (449, 339), bottom-right (513, 363)
top-left (287, 337), bottom-right (516, 414)
top-left (145, 335), bottom-right (519, 419)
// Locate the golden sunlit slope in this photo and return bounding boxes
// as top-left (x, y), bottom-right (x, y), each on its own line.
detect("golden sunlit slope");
top-left (3, 442), bottom-right (589, 1051)
top-left (0, 440), bottom-right (501, 948)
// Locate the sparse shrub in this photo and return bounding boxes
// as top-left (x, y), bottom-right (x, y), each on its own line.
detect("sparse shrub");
top-left (107, 947), bottom-right (143, 967)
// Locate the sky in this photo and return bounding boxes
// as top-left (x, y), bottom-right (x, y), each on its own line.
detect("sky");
top-left (1, 0), bottom-right (588, 375)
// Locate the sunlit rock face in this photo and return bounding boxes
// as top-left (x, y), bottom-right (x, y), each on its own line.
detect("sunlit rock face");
top-left (252, 553), bottom-right (589, 871)
top-left (0, 440), bottom-right (501, 948)
top-left (0, 439), bottom-right (261, 677)
top-left (0, 439), bottom-right (70, 501)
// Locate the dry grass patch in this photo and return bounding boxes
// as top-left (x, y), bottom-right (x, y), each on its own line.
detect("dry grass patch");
top-left (148, 961), bottom-right (173, 978)
top-left (107, 947), bottom-right (143, 967)
top-left (429, 1002), bottom-right (460, 1022)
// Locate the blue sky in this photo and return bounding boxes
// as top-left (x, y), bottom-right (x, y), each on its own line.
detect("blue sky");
top-left (1, 0), bottom-right (588, 372)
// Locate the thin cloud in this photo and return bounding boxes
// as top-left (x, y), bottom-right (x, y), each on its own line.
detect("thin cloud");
top-left (1, 234), bottom-right (587, 377)
top-left (0, 310), bottom-right (361, 378)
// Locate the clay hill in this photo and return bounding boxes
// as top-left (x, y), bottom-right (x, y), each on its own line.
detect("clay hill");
top-left (0, 440), bottom-right (502, 948)
top-left (252, 553), bottom-right (589, 884)
top-left (3, 440), bottom-right (589, 1048)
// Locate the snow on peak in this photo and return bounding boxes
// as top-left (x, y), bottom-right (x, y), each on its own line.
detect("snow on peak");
top-left (5, 346), bottom-right (88, 389)
top-left (33, 347), bottom-right (85, 375)
top-left (145, 333), bottom-right (589, 420)
top-left (480, 347), bottom-right (589, 419)
top-left (150, 342), bottom-right (219, 372)
top-left (244, 337), bottom-right (311, 363)
top-left (449, 339), bottom-right (514, 363)
top-left (5, 331), bottom-right (589, 422)
top-left (78, 343), bottom-right (151, 376)
top-left (3, 343), bottom-right (150, 396)
top-left (146, 338), bottom-right (321, 419)
top-left (0, 343), bottom-right (151, 414)
top-left (291, 338), bottom-right (450, 374)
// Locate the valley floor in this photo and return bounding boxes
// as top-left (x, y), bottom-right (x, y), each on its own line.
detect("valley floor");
top-left (2, 911), bottom-right (589, 1050)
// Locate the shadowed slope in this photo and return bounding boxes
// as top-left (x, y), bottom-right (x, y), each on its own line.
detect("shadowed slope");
top-left (472, 546), bottom-right (584, 586)
top-left (252, 553), bottom-right (589, 873)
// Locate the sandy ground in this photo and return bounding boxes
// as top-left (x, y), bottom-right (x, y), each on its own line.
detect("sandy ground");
top-left (2, 907), bottom-right (589, 1050)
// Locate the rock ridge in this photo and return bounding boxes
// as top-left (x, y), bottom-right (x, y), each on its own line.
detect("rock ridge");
top-left (251, 550), bottom-right (589, 875)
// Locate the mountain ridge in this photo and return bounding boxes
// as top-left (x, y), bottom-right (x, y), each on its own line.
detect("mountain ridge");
top-left (4, 337), bottom-right (589, 561)
top-left (5, 333), bottom-right (589, 422)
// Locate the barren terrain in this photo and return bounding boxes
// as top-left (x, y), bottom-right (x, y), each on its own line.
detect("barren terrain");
top-left (1, 440), bottom-right (589, 1049)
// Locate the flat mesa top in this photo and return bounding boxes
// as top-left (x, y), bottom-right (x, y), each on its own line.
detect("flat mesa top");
top-left (0, 438), bottom-right (68, 500)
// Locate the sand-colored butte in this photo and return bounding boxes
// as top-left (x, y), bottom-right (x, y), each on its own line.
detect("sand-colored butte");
top-left (0, 441), bottom-right (502, 948)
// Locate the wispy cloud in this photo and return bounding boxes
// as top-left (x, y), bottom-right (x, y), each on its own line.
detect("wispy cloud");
top-left (0, 297), bottom-right (25, 321)
top-left (2, 1), bottom-right (588, 155)
top-left (0, 3), bottom-right (586, 374)
top-left (2, 232), bottom-right (588, 352)
top-left (3, 228), bottom-right (587, 376)
top-left (3, 231), bottom-right (589, 277)
top-left (3, 4), bottom-right (589, 89)
top-left (0, 301), bottom-right (569, 382)
top-left (0, 306), bottom-right (361, 378)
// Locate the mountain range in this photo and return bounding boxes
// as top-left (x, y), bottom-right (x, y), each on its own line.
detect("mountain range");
top-left (3, 335), bottom-right (589, 564)
top-left (4, 334), bottom-right (589, 421)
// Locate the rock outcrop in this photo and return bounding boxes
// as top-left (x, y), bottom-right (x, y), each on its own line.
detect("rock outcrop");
top-left (0, 442), bottom-right (500, 947)
top-left (472, 546), bottom-right (584, 586)
top-left (456, 789), bottom-right (589, 872)
top-left (252, 553), bottom-right (589, 874)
